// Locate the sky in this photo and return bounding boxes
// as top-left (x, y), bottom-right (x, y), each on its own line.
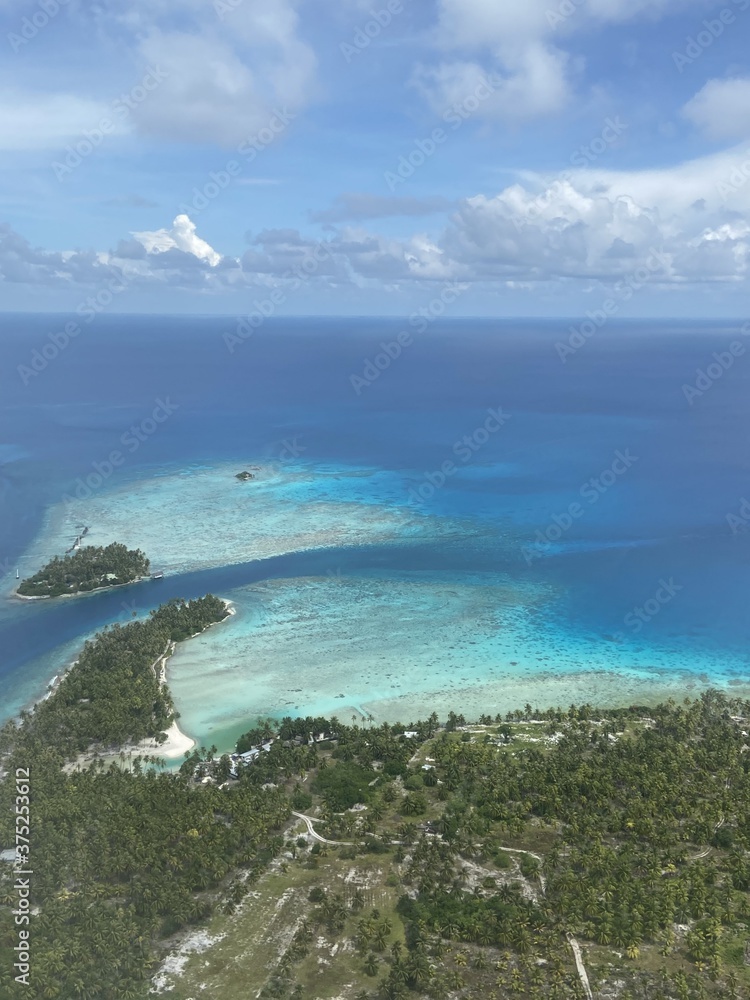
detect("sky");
top-left (0, 0), bottom-right (749, 317)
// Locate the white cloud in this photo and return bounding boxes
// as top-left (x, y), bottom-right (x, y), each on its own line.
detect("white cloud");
top-left (3, 143), bottom-right (750, 295)
top-left (414, 43), bottom-right (571, 122)
top-left (434, 0), bottom-right (703, 47)
top-left (434, 0), bottom-right (552, 49)
top-left (418, 0), bottom-right (710, 124)
top-left (438, 145), bottom-right (750, 284)
top-left (0, 92), bottom-right (127, 151)
top-left (24, 0), bottom-right (317, 149)
top-left (133, 33), bottom-right (262, 146)
top-left (133, 10), bottom-right (315, 147)
top-left (131, 214), bottom-right (222, 266)
top-left (141, 0), bottom-right (314, 147)
top-left (682, 78), bottom-right (750, 142)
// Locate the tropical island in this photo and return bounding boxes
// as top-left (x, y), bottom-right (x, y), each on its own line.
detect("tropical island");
top-left (16, 542), bottom-right (150, 598)
top-left (2, 601), bottom-right (750, 999)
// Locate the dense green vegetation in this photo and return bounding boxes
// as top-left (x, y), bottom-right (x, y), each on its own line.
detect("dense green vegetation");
top-left (0, 594), bottom-right (287, 1000)
top-left (0, 595), bottom-right (229, 759)
top-left (313, 761), bottom-right (377, 812)
top-left (3, 600), bottom-right (750, 1000)
top-left (17, 543), bottom-right (150, 597)
top-left (175, 693), bottom-right (750, 1000)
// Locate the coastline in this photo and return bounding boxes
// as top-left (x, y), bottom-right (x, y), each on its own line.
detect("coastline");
top-left (157, 600), bottom-right (236, 758)
top-left (39, 599), bottom-right (236, 769)
top-left (129, 720), bottom-right (197, 761)
top-left (11, 574), bottom-right (151, 602)
top-left (358, 670), bottom-right (750, 725)
top-left (126, 600), bottom-right (236, 760)
top-left (14, 459), bottom-right (462, 581)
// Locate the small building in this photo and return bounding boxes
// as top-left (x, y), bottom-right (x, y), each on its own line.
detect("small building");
top-left (229, 739), bottom-right (275, 777)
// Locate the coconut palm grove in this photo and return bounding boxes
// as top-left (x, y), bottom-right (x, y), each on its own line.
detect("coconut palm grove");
top-left (2, 604), bottom-right (750, 998)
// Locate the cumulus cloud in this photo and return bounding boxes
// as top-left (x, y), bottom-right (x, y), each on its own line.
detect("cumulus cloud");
top-left (413, 44), bottom-right (571, 123)
top-left (251, 145), bottom-right (750, 287)
top-left (31, 0), bottom-right (317, 149)
top-left (131, 215), bottom-right (222, 266)
top-left (682, 78), bottom-right (750, 142)
top-left (133, 20), bottom-right (313, 147)
top-left (416, 0), bottom-right (708, 125)
top-left (438, 144), bottom-right (750, 284)
top-left (2, 141), bottom-right (750, 296)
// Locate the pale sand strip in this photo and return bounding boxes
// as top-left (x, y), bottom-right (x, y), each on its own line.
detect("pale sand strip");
top-left (65, 601), bottom-right (235, 768)
top-left (137, 602), bottom-right (236, 759)
top-left (131, 720), bottom-right (196, 760)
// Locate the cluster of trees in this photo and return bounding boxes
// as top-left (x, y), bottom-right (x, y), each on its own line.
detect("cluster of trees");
top-left (0, 758), bottom-right (290, 998)
top-left (236, 717), bottom-right (277, 753)
top-left (403, 690), bottom-right (750, 994)
top-left (0, 594), bottom-right (287, 1000)
top-left (5, 638), bottom-right (750, 1000)
top-left (0, 595), bottom-right (229, 759)
top-left (277, 715), bottom-right (339, 742)
top-left (248, 692), bottom-right (750, 1000)
top-left (18, 543), bottom-right (150, 597)
top-left (312, 761), bottom-right (376, 811)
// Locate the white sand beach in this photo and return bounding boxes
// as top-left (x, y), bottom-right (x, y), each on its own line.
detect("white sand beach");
top-left (132, 720), bottom-right (196, 760)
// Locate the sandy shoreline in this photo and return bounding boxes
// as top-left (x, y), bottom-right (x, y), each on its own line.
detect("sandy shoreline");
top-left (11, 575), bottom-right (150, 602)
top-left (141, 601), bottom-right (236, 759)
top-left (39, 600), bottom-right (236, 768)
top-left (129, 720), bottom-right (196, 760)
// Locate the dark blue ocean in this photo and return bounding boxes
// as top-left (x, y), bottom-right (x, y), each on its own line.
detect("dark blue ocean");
top-left (2, 315), bottom-right (750, 740)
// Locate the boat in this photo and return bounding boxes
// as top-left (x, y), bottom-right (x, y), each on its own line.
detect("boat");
top-left (151, 571), bottom-right (165, 580)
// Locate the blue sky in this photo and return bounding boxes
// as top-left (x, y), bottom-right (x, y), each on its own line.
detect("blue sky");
top-left (1, 0), bottom-right (749, 316)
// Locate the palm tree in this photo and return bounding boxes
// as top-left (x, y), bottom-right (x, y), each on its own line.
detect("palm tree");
top-left (448, 969), bottom-right (465, 990)
top-left (372, 928), bottom-right (388, 952)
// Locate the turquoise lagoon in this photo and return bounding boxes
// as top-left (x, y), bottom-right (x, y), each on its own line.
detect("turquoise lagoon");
top-left (6, 454), bottom-right (750, 754)
top-left (2, 318), bottom-right (750, 751)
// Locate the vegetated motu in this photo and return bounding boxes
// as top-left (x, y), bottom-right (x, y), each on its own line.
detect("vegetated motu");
top-left (17, 542), bottom-right (150, 597)
top-left (4, 600), bottom-right (750, 1000)
top-left (0, 596), bottom-right (282, 1000)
